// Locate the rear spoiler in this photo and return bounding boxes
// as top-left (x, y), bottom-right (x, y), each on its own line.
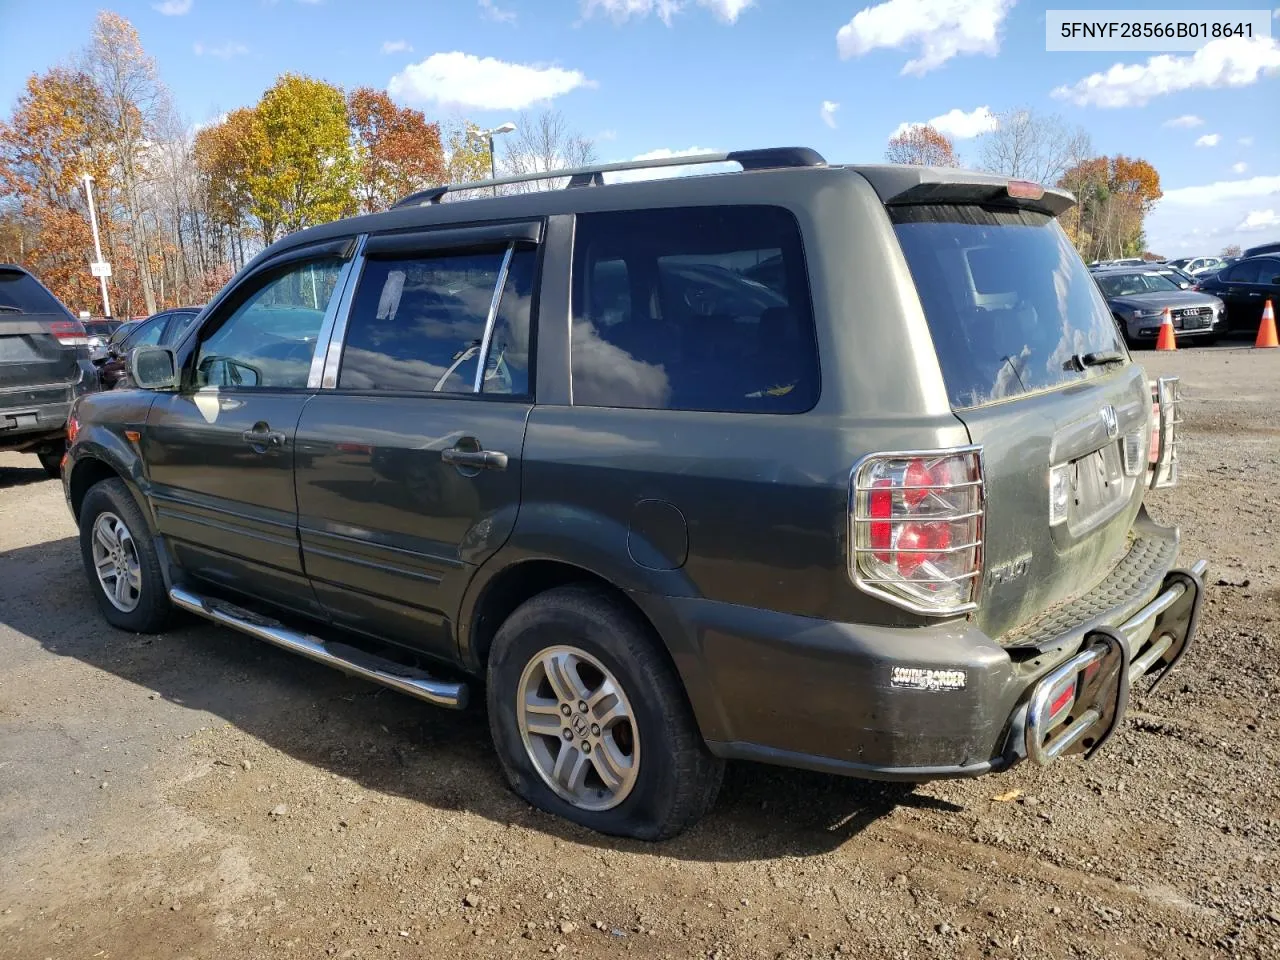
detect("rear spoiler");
top-left (851, 165), bottom-right (1076, 218)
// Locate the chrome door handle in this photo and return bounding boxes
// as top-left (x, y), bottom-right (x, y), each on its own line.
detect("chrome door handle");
top-left (441, 448), bottom-right (508, 470)
top-left (242, 428), bottom-right (286, 450)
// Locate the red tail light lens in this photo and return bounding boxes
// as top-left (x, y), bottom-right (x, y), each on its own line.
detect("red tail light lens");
top-left (66, 415), bottom-right (80, 445)
top-left (50, 320), bottom-right (88, 346)
top-left (850, 449), bottom-right (984, 614)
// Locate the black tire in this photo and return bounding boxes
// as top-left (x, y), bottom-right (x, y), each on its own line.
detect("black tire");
top-left (78, 478), bottom-right (171, 633)
top-left (486, 584), bottom-right (723, 840)
top-left (37, 445), bottom-right (64, 478)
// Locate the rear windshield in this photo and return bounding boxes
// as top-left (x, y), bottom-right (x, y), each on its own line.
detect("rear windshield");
top-left (0, 269), bottom-right (66, 315)
top-left (892, 205), bottom-right (1124, 409)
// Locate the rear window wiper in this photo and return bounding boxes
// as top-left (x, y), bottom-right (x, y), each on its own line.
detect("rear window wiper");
top-left (1070, 350), bottom-right (1126, 370)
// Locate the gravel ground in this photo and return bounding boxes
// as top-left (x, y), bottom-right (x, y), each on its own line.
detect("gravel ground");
top-left (1, 344), bottom-right (1278, 960)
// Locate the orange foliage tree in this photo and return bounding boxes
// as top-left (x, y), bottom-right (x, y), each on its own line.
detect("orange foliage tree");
top-left (1059, 155), bottom-right (1162, 261)
top-left (347, 87), bottom-right (444, 213)
top-left (885, 124), bottom-right (958, 167)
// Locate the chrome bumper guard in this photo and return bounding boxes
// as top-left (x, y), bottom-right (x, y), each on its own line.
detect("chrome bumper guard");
top-left (1022, 558), bottom-right (1207, 766)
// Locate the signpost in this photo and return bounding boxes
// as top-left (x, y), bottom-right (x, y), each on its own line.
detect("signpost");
top-left (81, 174), bottom-right (112, 318)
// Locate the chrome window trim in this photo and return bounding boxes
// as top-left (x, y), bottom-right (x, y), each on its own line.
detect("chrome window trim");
top-left (474, 242), bottom-right (516, 393)
top-left (317, 234), bottom-right (369, 389)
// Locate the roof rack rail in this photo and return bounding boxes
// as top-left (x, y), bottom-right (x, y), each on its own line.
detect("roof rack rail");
top-left (392, 147), bottom-right (826, 209)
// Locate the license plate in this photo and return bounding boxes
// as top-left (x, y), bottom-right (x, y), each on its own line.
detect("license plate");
top-left (2, 413), bottom-right (39, 431)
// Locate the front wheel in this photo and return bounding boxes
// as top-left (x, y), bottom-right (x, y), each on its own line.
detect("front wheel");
top-left (78, 478), bottom-right (171, 633)
top-left (486, 585), bottom-right (724, 840)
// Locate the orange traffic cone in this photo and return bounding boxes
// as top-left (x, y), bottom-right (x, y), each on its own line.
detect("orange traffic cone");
top-left (1256, 299), bottom-right (1278, 349)
top-left (1155, 308), bottom-right (1177, 351)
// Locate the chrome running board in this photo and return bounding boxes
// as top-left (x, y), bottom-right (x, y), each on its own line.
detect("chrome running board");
top-left (169, 586), bottom-right (468, 709)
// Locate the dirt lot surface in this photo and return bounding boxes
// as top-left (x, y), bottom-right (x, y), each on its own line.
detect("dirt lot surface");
top-left (2, 345), bottom-right (1279, 960)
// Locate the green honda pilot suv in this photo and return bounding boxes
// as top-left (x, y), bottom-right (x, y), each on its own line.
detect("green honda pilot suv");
top-left (62, 148), bottom-right (1204, 839)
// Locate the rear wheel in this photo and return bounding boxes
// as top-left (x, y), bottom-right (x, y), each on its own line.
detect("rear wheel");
top-left (486, 584), bottom-right (723, 840)
top-left (78, 478), bottom-right (171, 633)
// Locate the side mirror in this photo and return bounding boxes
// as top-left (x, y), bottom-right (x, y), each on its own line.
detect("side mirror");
top-left (128, 345), bottom-right (178, 390)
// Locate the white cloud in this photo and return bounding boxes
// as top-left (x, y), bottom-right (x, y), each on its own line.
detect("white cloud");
top-left (580, 0), bottom-right (753, 24)
top-left (381, 40), bottom-right (413, 54)
top-left (153, 0), bottom-right (192, 14)
top-left (1238, 209), bottom-right (1280, 231)
top-left (1195, 133), bottom-right (1222, 147)
top-left (820, 100), bottom-right (840, 129)
top-left (388, 52), bottom-right (593, 111)
top-left (193, 41), bottom-right (248, 58)
top-left (1052, 36), bottom-right (1280, 108)
top-left (479, 0), bottom-right (517, 23)
top-left (1233, 162), bottom-right (1249, 174)
top-left (1162, 114), bottom-right (1203, 128)
top-left (608, 146), bottom-right (726, 183)
top-left (1147, 174), bottom-right (1280, 255)
top-left (891, 105), bottom-right (997, 141)
top-left (836, 0), bottom-right (1015, 76)
top-left (1161, 175), bottom-right (1280, 207)
top-left (1240, 136), bottom-right (1255, 147)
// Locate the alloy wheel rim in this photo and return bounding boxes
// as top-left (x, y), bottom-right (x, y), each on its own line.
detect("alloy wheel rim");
top-left (516, 645), bottom-right (640, 811)
top-left (91, 511), bottom-right (142, 613)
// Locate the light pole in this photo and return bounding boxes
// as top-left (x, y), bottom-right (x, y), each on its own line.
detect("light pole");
top-left (480, 122), bottom-right (516, 196)
top-left (81, 173), bottom-right (111, 318)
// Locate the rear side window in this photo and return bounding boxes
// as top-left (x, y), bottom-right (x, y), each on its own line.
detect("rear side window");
top-left (1225, 261), bottom-right (1261, 283)
top-left (571, 206), bottom-right (819, 413)
top-left (0, 269), bottom-right (66, 315)
top-left (340, 246), bottom-right (536, 396)
top-left (892, 205), bottom-right (1124, 409)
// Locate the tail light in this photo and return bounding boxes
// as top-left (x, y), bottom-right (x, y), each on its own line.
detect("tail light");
top-left (66, 415), bottom-right (80, 445)
top-left (1148, 377), bottom-right (1181, 488)
top-left (850, 448), bottom-right (985, 614)
top-left (50, 320), bottom-right (88, 346)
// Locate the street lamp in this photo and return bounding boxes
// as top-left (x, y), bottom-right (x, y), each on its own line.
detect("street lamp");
top-left (80, 174), bottom-right (111, 318)
top-left (480, 122), bottom-right (516, 196)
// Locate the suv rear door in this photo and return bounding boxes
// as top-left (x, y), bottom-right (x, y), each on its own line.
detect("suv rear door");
top-left (891, 203), bottom-right (1150, 641)
top-left (143, 241), bottom-right (357, 615)
top-left (292, 224), bottom-right (538, 662)
top-left (0, 267), bottom-right (85, 413)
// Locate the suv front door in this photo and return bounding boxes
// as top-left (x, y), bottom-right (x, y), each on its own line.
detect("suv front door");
top-left (293, 225), bottom-right (540, 662)
top-left (143, 242), bottom-right (357, 614)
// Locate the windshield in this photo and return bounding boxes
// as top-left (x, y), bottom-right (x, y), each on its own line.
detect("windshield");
top-left (1095, 271), bottom-right (1181, 297)
top-left (892, 205), bottom-right (1124, 409)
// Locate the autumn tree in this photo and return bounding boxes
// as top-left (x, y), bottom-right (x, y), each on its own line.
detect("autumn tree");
top-left (1222, 243), bottom-right (1242, 256)
top-left (0, 68), bottom-right (112, 312)
top-left (978, 107), bottom-right (1092, 185)
top-left (347, 87), bottom-right (444, 213)
top-left (441, 120), bottom-right (494, 197)
top-left (885, 124), bottom-right (957, 167)
top-left (244, 74), bottom-right (357, 242)
top-left (195, 107), bottom-right (269, 252)
top-left (83, 11), bottom-right (167, 314)
top-left (1058, 155), bottom-right (1162, 262)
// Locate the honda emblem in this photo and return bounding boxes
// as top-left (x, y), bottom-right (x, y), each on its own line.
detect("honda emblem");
top-left (1100, 404), bottom-right (1118, 440)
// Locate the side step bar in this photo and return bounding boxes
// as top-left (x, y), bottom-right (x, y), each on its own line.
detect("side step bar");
top-left (169, 586), bottom-right (469, 709)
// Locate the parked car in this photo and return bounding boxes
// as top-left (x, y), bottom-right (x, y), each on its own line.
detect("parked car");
top-left (1194, 255), bottom-right (1280, 335)
top-left (83, 318), bottom-right (123, 363)
top-left (96, 307), bottom-right (202, 388)
top-left (1166, 256), bottom-right (1225, 276)
top-left (1143, 264), bottom-right (1198, 289)
top-left (61, 149), bottom-right (1204, 839)
top-left (1243, 240), bottom-right (1280, 258)
top-left (1092, 266), bottom-right (1224, 345)
top-left (0, 264), bottom-right (99, 476)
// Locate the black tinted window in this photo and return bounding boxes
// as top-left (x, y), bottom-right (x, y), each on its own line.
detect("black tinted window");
top-left (125, 316), bottom-right (166, 350)
top-left (0, 269), bottom-right (65, 315)
top-left (1226, 261), bottom-right (1261, 283)
top-left (571, 206), bottom-right (819, 413)
top-left (341, 247), bottom-right (535, 395)
top-left (892, 205), bottom-right (1124, 409)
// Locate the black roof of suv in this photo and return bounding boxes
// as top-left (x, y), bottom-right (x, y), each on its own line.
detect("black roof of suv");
top-left (61, 148), bottom-right (1203, 839)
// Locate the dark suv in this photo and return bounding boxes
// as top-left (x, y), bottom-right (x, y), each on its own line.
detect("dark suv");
top-left (1, 264), bottom-right (99, 475)
top-left (62, 149), bottom-right (1204, 840)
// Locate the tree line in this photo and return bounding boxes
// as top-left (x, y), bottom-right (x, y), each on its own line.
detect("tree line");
top-left (0, 11), bottom-right (595, 318)
top-left (885, 109), bottom-right (1165, 263)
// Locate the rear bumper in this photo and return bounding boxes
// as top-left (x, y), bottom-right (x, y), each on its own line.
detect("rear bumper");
top-left (653, 515), bottom-right (1206, 780)
top-left (0, 367), bottom-right (95, 451)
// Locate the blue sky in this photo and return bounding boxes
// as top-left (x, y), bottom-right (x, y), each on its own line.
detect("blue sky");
top-left (1, 0), bottom-right (1277, 255)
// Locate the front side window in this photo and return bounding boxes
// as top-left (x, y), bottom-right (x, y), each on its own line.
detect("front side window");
top-left (339, 246), bottom-right (536, 396)
top-left (195, 258), bottom-right (343, 389)
top-left (570, 206), bottom-right (820, 413)
top-left (124, 316), bottom-right (166, 352)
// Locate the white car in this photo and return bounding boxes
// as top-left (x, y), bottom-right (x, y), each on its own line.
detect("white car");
top-left (1168, 256), bottom-right (1224, 276)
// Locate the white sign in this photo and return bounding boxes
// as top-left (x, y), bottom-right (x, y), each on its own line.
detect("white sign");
top-left (90, 261), bottom-right (112, 278)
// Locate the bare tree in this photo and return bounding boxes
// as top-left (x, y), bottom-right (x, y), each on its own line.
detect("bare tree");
top-left (979, 107), bottom-right (1092, 186)
top-left (501, 110), bottom-right (595, 192)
